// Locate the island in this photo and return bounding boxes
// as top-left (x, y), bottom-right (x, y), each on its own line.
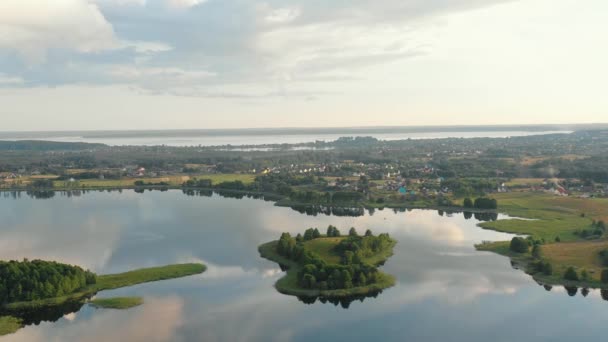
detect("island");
top-left (0, 260), bottom-right (206, 336)
top-left (259, 226), bottom-right (396, 299)
top-left (90, 297), bottom-right (144, 309)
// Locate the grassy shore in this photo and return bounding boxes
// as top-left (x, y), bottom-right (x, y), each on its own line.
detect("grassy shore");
top-left (259, 239), bottom-right (396, 298)
top-left (475, 192), bottom-right (608, 288)
top-left (3, 263), bottom-right (206, 312)
top-left (90, 297), bottom-right (143, 309)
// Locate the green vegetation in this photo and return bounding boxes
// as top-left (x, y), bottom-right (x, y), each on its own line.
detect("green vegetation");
top-left (3, 263), bottom-right (205, 311)
top-left (0, 260), bottom-right (97, 304)
top-left (259, 226), bottom-right (396, 298)
top-left (509, 237), bottom-right (529, 253)
top-left (0, 316), bottom-right (22, 336)
top-left (477, 192), bottom-right (608, 288)
top-left (90, 297), bottom-right (143, 309)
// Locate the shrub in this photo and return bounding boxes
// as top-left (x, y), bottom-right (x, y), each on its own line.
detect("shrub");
top-left (563, 267), bottom-right (579, 281)
top-left (601, 269), bottom-right (608, 284)
top-left (509, 237), bottom-right (529, 253)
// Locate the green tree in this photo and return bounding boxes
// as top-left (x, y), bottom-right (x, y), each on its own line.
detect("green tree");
top-left (509, 237), bottom-right (529, 253)
top-left (365, 229), bottom-right (373, 237)
top-left (531, 244), bottom-right (541, 259)
top-left (564, 267), bottom-right (579, 281)
top-left (463, 198), bottom-right (473, 208)
top-left (349, 227), bottom-right (358, 237)
top-left (312, 228), bottom-right (321, 239)
top-left (601, 269), bottom-right (608, 283)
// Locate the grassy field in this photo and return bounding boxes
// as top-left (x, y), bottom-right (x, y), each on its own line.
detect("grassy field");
top-left (303, 238), bottom-right (344, 264)
top-left (51, 173), bottom-right (255, 189)
top-left (478, 192), bottom-right (603, 241)
top-left (3, 263), bottom-right (206, 311)
top-left (259, 239), bottom-right (396, 298)
top-left (0, 316), bottom-right (22, 336)
top-left (476, 192), bottom-right (608, 287)
top-left (90, 297), bottom-right (143, 309)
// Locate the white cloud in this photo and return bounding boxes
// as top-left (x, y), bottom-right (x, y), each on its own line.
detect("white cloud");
top-left (0, 0), bottom-right (120, 64)
top-left (93, 0), bottom-right (147, 6)
top-left (264, 7), bottom-right (301, 24)
top-left (167, 0), bottom-right (207, 9)
top-left (0, 74), bottom-right (24, 85)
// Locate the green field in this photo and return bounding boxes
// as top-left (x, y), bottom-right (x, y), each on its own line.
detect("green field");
top-left (478, 192), bottom-right (604, 241)
top-left (259, 238), bottom-right (396, 298)
top-left (476, 192), bottom-right (608, 287)
top-left (90, 297), bottom-right (143, 309)
top-left (51, 173), bottom-right (255, 189)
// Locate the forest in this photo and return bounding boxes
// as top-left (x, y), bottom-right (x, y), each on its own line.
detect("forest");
top-left (0, 260), bottom-right (97, 304)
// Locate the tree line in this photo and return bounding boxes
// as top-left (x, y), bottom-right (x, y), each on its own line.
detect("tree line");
top-left (463, 197), bottom-right (498, 210)
top-left (0, 259), bottom-right (97, 304)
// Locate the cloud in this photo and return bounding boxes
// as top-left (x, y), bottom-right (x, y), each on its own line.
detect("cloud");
top-left (167, 0), bottom-right (208, 9)
top-left (0, 74), bottom-right (24, 85)
top-left (0, 0), bottom-right (120, 64)
top-left (0, 0), bottom-right (516, 97)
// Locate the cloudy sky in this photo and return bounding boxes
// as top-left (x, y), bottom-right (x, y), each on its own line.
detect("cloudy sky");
top-left (0, 0), bottom-right (606, 131)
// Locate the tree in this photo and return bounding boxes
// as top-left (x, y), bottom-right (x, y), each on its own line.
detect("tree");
top-left (358, 273), bottom-right (367, 286)
top-left (365, 229), bottom-right (373, 237)
top-left (302, 274), bottom-right (316, 289)
top-left (581, 269), bottom-right (590, 281)
top-left (601, 269), bottom-right (608, 283)
top-left (564, 267), bottom-right (579, 281)
top-left (531, 244), bottom-right (541, 259)
top-left (303, 228), bottom-right (315, 241)
top-left (463, 198), bottom-right (473, 208)
top-left (542, 262), bottom-right (553, 275)
top-left (312, 228), bottom-right (321, 239)
top-left (349, 227), bottom-right (358, 237)
top-left (509, 237), bottom-right (529, 253)
top-left (555, 236), bottom-right (561, 242)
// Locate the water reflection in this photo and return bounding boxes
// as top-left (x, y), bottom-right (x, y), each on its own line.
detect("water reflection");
top-left (297, 292), bottom-right (383, 309)
top-left (2, 190), bottom-right (608, 341)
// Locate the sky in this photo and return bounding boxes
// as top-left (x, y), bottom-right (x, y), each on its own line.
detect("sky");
top-left (0, 0), bottom-right (607, 131)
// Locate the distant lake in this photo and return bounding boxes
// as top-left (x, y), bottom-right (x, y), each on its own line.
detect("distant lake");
top-left (0, 128), bottom-right (572, 146)
top-left (1, 190), bottom-right (606, 342)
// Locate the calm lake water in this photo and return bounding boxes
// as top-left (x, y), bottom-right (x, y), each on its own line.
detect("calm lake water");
top-left (1, 190), bottom-right (606, 342)
top-left (0, 130), bottom-right (571, 147)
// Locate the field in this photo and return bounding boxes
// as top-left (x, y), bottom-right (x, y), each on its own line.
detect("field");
top-left (477, 192), bottom-right (608, 286)
top-left (90, 297), bottom-right (143, 309)
top-left (303, 238), bottom-right (344, 264)
top-left (478, 192), bottom-right (605, 241)
top-left (50, 173), bottom-right (255, 189)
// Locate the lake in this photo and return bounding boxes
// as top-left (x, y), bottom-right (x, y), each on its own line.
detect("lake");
top-left (1, 190), bottom-right (606, 342)
top-left (0, 129), bottom-right (571, 147)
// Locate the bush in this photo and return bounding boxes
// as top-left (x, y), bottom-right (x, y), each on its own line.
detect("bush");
top-left (563, 267), bottom-right (579, 281)
top-left (509, 237), bottom-right (529, 253)
top-left (601, 269), bottom-right (608, 284)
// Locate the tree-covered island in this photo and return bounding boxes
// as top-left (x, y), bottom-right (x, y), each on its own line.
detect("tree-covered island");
top-left (259, 226), bottom-right (396, 298)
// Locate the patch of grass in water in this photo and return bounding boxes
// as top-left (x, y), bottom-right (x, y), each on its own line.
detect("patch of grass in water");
top-left (0, 316), bottom-right (23, 336)
top-left (90, 297), bottom-right (143, 309)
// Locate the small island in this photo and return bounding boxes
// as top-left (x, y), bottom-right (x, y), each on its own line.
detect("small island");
top-left (0, 260), bottom-right (206, 336)
top-left (259, 225), bottom-right (396, 299)
top-left (90, 297), bottom-right (144, 309)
